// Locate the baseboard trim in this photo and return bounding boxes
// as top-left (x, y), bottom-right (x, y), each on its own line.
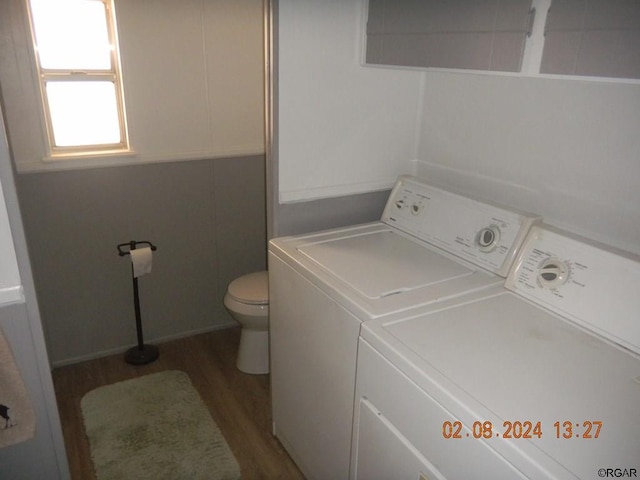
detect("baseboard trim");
top-left (50, 322), bottom-right (239, 368)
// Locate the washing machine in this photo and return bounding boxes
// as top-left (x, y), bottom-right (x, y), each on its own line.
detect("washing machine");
top-left (352, 224), bottom-right (640, 479)
top-left (268, 175), bottom-right (541, 480)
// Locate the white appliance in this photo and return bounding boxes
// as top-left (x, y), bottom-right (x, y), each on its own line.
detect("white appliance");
top-left (268, 175), bottom-right (540, 480)
top-left (352, 224), bottom-right (640, 479)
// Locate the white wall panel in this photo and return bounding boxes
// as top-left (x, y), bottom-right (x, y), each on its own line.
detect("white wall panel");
top-left (203, 0), bottom-right (265, 155)
top-left (116, 0), bottom-right (211, 159)
top-left (416, 72), bottom-right (640, 255)
top-left (278, 0), bottom-right (423, 203)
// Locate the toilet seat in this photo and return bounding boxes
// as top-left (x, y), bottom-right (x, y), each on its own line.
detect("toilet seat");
top-left (227, 271), bottom-right (268, 305)
top-left (223, 294), bottom-right (268, 318)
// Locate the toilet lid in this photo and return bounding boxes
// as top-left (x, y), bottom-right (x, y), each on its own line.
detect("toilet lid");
top-left (227, 271), bottom-right (269, 305)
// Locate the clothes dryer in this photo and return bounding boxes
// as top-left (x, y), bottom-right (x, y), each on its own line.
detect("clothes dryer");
top-left (268, 175), bottom-right (540, 480)
top-left (353, 224), bottom-right (640, 479)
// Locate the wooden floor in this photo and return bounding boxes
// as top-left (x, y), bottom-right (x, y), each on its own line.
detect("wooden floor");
top-left (52, 327), bottom-right (305, 480)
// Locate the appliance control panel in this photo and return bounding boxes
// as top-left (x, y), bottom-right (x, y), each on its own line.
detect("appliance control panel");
top-left (381, 175), bottom-right (540, 277)
top-left (506, 225), bottom-right (640, 355)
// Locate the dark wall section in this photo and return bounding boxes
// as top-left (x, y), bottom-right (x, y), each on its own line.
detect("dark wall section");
top-left (17, 155), bottom-right (266, 365)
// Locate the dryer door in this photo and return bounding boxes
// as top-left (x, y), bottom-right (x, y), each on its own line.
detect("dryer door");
top-left (353, 398), bottom-right (446, 480)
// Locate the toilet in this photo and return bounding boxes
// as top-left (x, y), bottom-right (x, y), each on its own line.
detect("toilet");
top-left (223, 271), bottom-right (269, 374)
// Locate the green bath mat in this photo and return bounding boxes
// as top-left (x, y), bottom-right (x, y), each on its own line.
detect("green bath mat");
top-left (81, 370), bottom-right (241, 479)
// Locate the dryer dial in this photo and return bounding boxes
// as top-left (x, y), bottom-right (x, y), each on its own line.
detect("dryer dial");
top-left (538, 258), bottom-right (570, 289)
top-left (476, 226), bottom-right (500, 252)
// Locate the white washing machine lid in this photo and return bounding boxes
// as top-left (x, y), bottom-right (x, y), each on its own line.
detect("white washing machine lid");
top-left (270, 223), bottom-right (502, 319)
top-left (363, 291), bottom-right (640, 479)
top-left (297, 229), bottom-right (471, 299)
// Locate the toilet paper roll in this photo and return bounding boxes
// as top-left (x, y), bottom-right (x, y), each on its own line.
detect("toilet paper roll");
top-left (130, 247), bottom-right (153, 278)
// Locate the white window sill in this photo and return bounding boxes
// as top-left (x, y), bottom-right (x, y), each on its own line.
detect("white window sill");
top-left (23, 150), bottom-right (140, 173)
top-left (43, 149), bottom-right (137, 163)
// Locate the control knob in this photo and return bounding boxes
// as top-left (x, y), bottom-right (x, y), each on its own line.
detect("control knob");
top-left (410, 202), bottom-right (424, 215)
top-left (537, 258), bottom-right (570, 289)
top-left (476, 226), bottom-right (500, 252)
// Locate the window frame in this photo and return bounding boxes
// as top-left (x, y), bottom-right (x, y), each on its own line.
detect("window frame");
top-left (26, 0), bottom-right (130, 159)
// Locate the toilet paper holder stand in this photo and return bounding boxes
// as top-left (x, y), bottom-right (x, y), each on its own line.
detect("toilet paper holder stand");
top-left (117, 240), bottom-right (159, 365)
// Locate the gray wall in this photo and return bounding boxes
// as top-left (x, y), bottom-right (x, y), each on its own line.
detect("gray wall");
top-left (276, 190), bottom-right (390, 237)
top-left (17, 155), bottom-right (266, 366)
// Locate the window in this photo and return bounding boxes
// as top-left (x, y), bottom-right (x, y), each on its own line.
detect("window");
top-left (26, 0), bottom-right (129, 158)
